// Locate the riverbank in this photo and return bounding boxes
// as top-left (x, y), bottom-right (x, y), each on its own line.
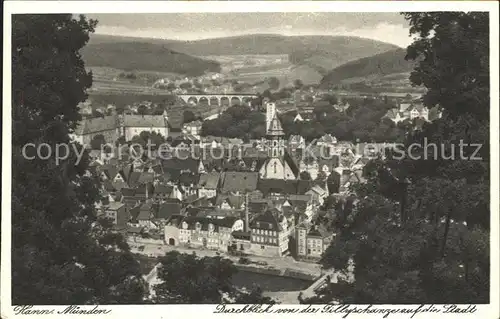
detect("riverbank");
top-left (128, 240), bottom-right (323, 279)
top-left (235, 264), bottom-right (317, 281)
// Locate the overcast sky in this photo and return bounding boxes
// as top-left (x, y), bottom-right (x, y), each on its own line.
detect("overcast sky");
top-left (86, 13), bottom-right (413, 47)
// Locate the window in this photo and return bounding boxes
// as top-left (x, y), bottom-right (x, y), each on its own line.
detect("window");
top-left (307, 249), bottom-right (311, 254)
top-left (273, 162), bottom-right (278, 174)
top-left (261, 245), bottom-right (265, 250)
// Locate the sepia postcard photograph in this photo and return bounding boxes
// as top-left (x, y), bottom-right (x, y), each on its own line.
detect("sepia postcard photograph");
top-left (1, 1), bottom-right (499, 318)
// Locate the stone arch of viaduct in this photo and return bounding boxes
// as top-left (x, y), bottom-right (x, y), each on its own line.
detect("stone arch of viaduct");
top-left (177, 94), bottom-right (257, 106)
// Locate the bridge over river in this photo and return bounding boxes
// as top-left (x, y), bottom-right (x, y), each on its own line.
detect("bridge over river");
top-left (177, 93), bottom-right (258, 106)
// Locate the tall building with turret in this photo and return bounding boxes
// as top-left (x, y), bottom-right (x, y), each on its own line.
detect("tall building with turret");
top-left (259, 106), bottom-right (298, 180)
top-left (265, 102), bottom-right (276, 131)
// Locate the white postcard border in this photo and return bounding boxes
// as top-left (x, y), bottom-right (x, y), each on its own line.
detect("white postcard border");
top-left (2, 1), bottom-right (499, 319)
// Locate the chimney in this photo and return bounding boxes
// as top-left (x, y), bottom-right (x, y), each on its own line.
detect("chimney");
top-left (244, 193), bottom-right (249, 232)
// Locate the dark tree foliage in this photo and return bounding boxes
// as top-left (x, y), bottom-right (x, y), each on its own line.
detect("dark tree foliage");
top-left (326, 171), bottom-right (341, 194)
top-left (299, 171), bottom-right (312, 181)
top-left (12, 14), bottom-right (147, 304)
top-left (137, 104), bottom-right (149, 115)
top-left (130, 131), bottom-right (166, 150)
top-left (179, 82), bottom-right (193, 89)
top-left (90, 134), bottom-right (106, 150)
top-left (268, 77), bottom-right (280, 90)
top-left (293, 79), bottom-right (304, 90)
top-left (404, 12), bottom-right (489, 123)
top-left (153, 252), bottom-right (275, 304)
top-left (183, 110), bottom-right (196, 124)
top-left (92, 109), bottom-right (104, 118)
top-left (201, 105), bottom-right (266, 139)
top-left (115, 136), bottom-right (127, 147)
top-left (305, 12), bottom-right (490, 304)
top-left (280, 97), bottom-right (404, 143)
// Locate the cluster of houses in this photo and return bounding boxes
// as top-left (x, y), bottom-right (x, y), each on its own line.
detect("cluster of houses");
top-left (82, 102), bottom-right (371, 259)
top-left (384, 102), bottom-right (442, 124)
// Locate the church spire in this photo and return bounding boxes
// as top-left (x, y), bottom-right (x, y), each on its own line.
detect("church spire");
top-left (266, 112), bottom-right (284, 137)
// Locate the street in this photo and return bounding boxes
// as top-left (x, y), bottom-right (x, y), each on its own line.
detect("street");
top-left (128, 239), bottom-right (323, 277)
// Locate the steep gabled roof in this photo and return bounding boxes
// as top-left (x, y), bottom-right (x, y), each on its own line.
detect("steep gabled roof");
top-left (138, 172), bottom-right (155, 184)
top-left (257, 179), bottom-right (297, 196)
top-left (75, 116), bottom-right (118, 135)
top-left (111, 181), bottom-right (128, 192)
top-left (154, 184), bottom-right (173, 195)
top-left (179, 172), bottom-right (200, 186)
top-left (121, 187), bottom-right (136, 197)
top-left (102, 180), bottom-right (116, 192)
top-left (123, 115), bottom-right (166, 128)
top-left (129, 205), bottom-right (141, 221)
top-left (162, 157), bottom-right (200, 173)
top-left (127, 172), bottom-right (142, 188)
top-left (250, 210), bottom-right (282, 231)
top-left (216, 194), bottom-right (245, 209)
top-left (221, 172), bottom-right (259, 193)
top-left (197, 172), bottom-right (221, 189)
top-left (156, 202), bottom-right (181, 219)
top-left (284, 151), bottom-right (300, 177)
top-left (308, 224), bottom-right (333, 238)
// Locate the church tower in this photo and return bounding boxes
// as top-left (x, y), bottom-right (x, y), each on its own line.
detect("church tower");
top-left (266, 113), bottom-right (285, 158)
top-left (265, 102), bottom-right (276, 131)
top-left (259, 112), bottom-right (296, 180)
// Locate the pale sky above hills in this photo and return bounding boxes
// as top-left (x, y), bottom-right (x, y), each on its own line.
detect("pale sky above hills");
top-left (86, 13), bottom-right (413, 48)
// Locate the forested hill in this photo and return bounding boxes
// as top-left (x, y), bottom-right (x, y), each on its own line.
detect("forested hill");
top-left (320, 48), bottom-right (416, 85)
top-left (83, 33), bottom-right (398, 77)
top-left (163, 34), bottom-right (396, 55)
top-left (81, 38), bottom-right (221, 76)
top-left (165, 34), bottom-right (399, 72)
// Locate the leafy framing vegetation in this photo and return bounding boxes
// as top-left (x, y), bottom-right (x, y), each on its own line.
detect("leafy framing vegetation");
top-left (12, 14), bottom-right (147, 304)
top-left (12, 14), bottom-right (276, 305)
top-left (304, 12), bottom-right (490, 304)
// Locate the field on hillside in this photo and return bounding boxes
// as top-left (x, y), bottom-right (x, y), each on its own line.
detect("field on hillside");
top-left (199, 54), bottom-right (321, 87)
top-left (87, 66), bottom-right (178, 94)
top-left (339, 72), bottom-right (411, 85)
top-left (335, 72), bottom-right (425, 93)
top-left (224, 63), bottom-right (322, 88)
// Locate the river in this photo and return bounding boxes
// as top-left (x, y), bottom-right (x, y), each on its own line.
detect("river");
top-left (232, 270), bottom-right (313, 292)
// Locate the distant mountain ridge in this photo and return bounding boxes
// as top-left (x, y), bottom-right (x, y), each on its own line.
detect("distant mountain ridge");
top-left (320, 48), bottom-right (416, 85)
top-left (81, 36), bottom-right (221, 75)
top-left (86, 33), bottom-right (400, 77)
top-left (163, 34), bottom-right (400, 73)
